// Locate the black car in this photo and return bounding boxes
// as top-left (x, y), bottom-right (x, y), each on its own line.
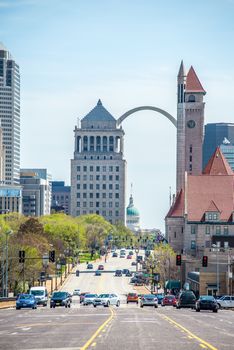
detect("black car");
top-left (122, 269), bottom-right (130, 275)
top-left (176, 291), bottom-right (196, 309)
top-left (195, 295), bottom-right (218, 312)
top-left (115, 270), bottom-right (122, 276)
top-left (95, 270), bottom-right (102, 276)
top-left (112, 252), bottom-right (118, 257)
top-left (50, 291), bottom-right (71, 308)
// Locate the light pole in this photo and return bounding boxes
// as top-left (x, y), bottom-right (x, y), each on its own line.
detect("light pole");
top-left (135, 248), bottom-right (139, 272)
top-left (212, 244), bottom-right (219, 296)
top-left (150, 263), bottom-right (156, 293)
top-left (5, 230), bottom-right (13, 297)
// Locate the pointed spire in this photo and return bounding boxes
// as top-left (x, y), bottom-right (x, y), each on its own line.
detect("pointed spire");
top-left (97, 99), bottom-right (102, 106)
top-left (178, 60), bottom-right (185, 77)
top-left (203, 147), bottom-right (233, 175)
top-left (186, 66), bottom-right (206, 93)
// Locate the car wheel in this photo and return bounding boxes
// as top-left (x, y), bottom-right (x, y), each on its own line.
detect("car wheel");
top-left (16, 307), bottom-right (20, 310)
top-left (50, 305), bottom-right (53, 308)
top-left (116, 301), bottom-right (120, 307)
top-left (127, 301), bottom-right (128, 304)
top-left (213, 309), bottom-right (218, 313)
top-left (161, 304), bottom-right (165, 307)
top-left (176, 305), bottom-right (180, 309)
top-left (196, 308), bottom-right (200, 312)
top-left (154, 305), bottom-right (158, 308)
top-left (217, 303), bottom-right (221, 309)
top-left (65, 304), bottom-right (68, 308)
top-left (68, 303), bottom-right (71, 308)
top-left (136, 302), bottom-right (138, 304)
top-left (140, 305), bottom-right (143, 308)
top-left (93, 304), bottom-right (97, 308)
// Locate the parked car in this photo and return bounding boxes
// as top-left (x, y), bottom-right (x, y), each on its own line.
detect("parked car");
top-left (76, 270), bottom-right (80, 277)
top-left (95, 270), bottom-right (102, 276)
top-left (83, 294), bottom-right (98, 305)
top-left (126, 271), bottom-right (132, 277)
top-left (29, 286), bottom-right (48, 307)
top-left (195, 295), bottom-right (218, 312)
top-left (127, 293), bottom-right (138, 304)
top-left (129, 251), bottom-right (134, 255)
top-left (16, 294), bottom-right (37, 310)
top-left (216, 295), bottom-right (234, 309)
top-left (73, 289), bottom-right (81, 296)
top-left (122, 269), bottom-right (129, 275)
top-left (50, 291), bottom-right (71, 308)
top-left (98, 264), bottom-right (104, 270)
top-left (112, 252), bottom-right (118, 257)
top-left (115, 270), bottom-right (122, 276)
top-left (131, 261), bottom-right (137, 266)
top-left (127, 255), bottom-right (132, 259)
top-left (80, 292), bottom-right (90, 303)
top-left (140, 294), bottom-right (158, 308)
top-left (155, 293), bottom-right (164, 305)
top-left (161, 295), bottom-right (177, 307)
top-left (93, 293), bottom-right (120, 307)
top-left (176, 291), bottom-right (196, 309)
top-left (87, 263), bottom-right (93, 269)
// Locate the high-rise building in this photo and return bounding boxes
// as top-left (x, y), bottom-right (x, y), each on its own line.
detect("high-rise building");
top-left (51, 181), bottom-right (71, 215)
top-left (20, 169), bottom-right (52, 216)
top-left (71, 100), bottom-right (126, 224)
top-left (203, 123), bottom-right (234, 169)
top-left (176, 62), bottom-right (206, 192)
top-left (0, 42), bottom-right (20, 185)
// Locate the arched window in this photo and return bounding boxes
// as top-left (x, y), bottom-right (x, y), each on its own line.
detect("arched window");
top-left (90, 136), bottom-right (94, 151)
top-left (188, 95), bottom-right (195, 102)
top-left (83, 136), bottom-right (88, 151)
top-left (103, 136), bottom-right (107, 152)
top-left (96, 136), bottom-right (101, 152)
top-left (76, 136), bottom-right (81, 152)
top-left (109, 136), bottom-right (114, 152)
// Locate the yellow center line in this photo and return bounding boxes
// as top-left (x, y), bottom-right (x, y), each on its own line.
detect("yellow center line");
top-left (80, 307), bottom-right (115, 350)
top-left (160, 314), bottom-right (218, 350)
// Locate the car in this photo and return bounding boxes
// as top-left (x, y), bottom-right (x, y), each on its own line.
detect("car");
top-left (76, 270), bottom-right (80, 277)
top-left (216, 295), bottom-right (234, 309)
top-left (140, 294), bottom-right (158, 308)
top-left (126, 271), bottom-right (132, 277)
top-left (129, 251), bottom-right (134, 255)
top-left (155, 293), bottom-right (164, 305)
top-left (16, 294), bottom-right (37, 310)
top-left (112, 252), bottom-right (118, 257)
top-left (120, 254), bottom-right (125, 258)
top-left (122, 269), bottom-right (129, 275)
top-left (80, 292), bottom-right (90, 303)
top-left (73, 289), bottom-right (81, 296)
top-left (83, 294), bottom-right (98, 305)
top-left (127, 255), bottom-right (132, 259)
top-left (176, 290), bottom-right (196, 309)
top-left (98, 264), bottom-right (104, 270)
top-left (93, 293), bottom-right (120, 307)
top-left (95, 270), bottom-right (102, 276)
top-left (131, 261), bottom-right (137, 266)
top-left (161, 295), bottom-right (177, 307)
top-left (115, 270), bottom-right (122, 276)
top-left (87, 263), bottom-right (93, 269)
top-left (127, 293), bottom-right (138, 304)
top-left (195, 295), bottom-right (218, 312)
top-left (50, 291), bottom-right (71, 308)
top-left (29, 286), bottom-right (48, 307)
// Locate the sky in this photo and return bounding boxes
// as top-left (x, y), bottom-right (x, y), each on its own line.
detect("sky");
top-left (0, 0), bottom-right (234, 230)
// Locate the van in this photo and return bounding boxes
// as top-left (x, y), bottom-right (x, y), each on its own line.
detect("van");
top-left (29, 286), bottom-right (48, 306)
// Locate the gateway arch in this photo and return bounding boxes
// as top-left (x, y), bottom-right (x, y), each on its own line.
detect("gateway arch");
top-left (117, 106), bottom-right (177, 128)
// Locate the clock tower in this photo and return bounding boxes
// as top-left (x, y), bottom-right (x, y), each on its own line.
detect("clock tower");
top-left (176, 63), bottom-right (206, 192)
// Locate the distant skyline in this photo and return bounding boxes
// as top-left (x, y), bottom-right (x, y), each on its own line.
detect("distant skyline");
top-left (1, 0), bottom-right (234, 230)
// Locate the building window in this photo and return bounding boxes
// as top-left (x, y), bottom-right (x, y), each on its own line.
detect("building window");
top-left (116, 166), bottom-right (119, 172)
top-left (83, 184), bottom-right (87, 189)
top-left (190, 145), bottom-right (192, 153)
top-left (102, 193), bottom-right (106, 198)
top-left (90, 202), bottom-right (93, 207)
top-left (115, 184), bottom-right (119, 190)
top-left (102, 184), bottom-right (106, 190)
top-left (205, 226), bottom-right (210, 235)
top-left (96, 193), bottom-right (100, 198)
top-left (96, 166), bottom-right (100, 172)
top-left (116, 175), bottom-right (119, 181)
top-left (83, 202), bottom-right (87, 207)
top-left (96, 175), bottom-right (100, 181)
top-left (216, 226), bottom-right (221, 235)
top-left (109, 184), bottom-right (113, 190)
top-left (90, 166), bottom-right (93, 172)
top-left (213, 213), bottom-right (218, 220)
top-left (83, 175), bottom-right (87, 181)
top-left (96, 202), bottom-right (100, 207)
top-left (83, 210), bottom-right (87, 214)
top-left (77, 202), bottom-right (80, 207)
top-left (191, 226), bottom-right (196, 234)
top-left (102, 210), bottom-right (106, 216)
top-left (109, 175), bottom-right (113, 181)
top-left (76, 210), bottom-right (80, 215)
top-left (103, 175), bottom-right (106, 181)
top-left (191, 240), bottom-right (196, 249)
top-left (77, 193), bottom-right (80, 198)
top-left (208, 213), bottom-right (212, 220)
top-left (77, 184), bottom-right (80, 189)
top-left (83, 193), bottom-right (87, 198)
top-left (188, 94), bottom-right (195, 102)
top-left (115, 193), bottom-right (119, 199)
top-left (109, 193), bottom-right (112, 198)
top-left (77, 166), bottom-right (81, 171)
top-left (224, 226), bottom-right (229, 235)
top-left (77, 175), bottom-right (80, 180)
top-left (174, 232), bottom-right (176, 238)
top-left (115, 202), bottom-right (119, 207)
top-left (109, 211), bottom-right (112, 216)
top-left (189, 155), bottom-right (192, 162)
top-left (83, 166), bottom-right (87, 172)
top-left (102, 166), bottom-right (106, 172)
top-left (89, 193), bottom-right (93, 198)
top-left (109, 202), bottom-right (112, 208)
top-left (90, 184), bottom-right (93, 190)
top-left (115, 210), bottom-right (119, 216)
top-left (90, 175), bottom-right (93, 181)
top-left (224, 241), bottom-right (229, 249)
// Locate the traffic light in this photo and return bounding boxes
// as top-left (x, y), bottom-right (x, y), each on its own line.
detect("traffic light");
top-left (202, 256), bottom-right (208, 267)
top-left (19, 250), bottom-right (25, 263)
top-left (176, 254), bottom-right (181, 266)
top-left (49, 250), bottom-right (55, 263)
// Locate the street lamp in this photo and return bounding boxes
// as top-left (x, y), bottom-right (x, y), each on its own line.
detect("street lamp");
top-left (135, 248), bottom-right (139, 272)
top-left (150, 263), bottom-right (156, 293)
top-left (5, 230), bottom-right (13, 297)
top-left (212, 244), bottom-right (220, 296)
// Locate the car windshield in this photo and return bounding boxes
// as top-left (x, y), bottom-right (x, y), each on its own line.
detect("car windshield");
top-left (144, 295), bottom-right (155, 298)
top-left (52, 292), bottom-right (66, 298)
top-left (19, 294), bottom-right (33, 300)
top-left (30, 290), bottom-right (44, 296)
top-left (85, 294), bottom-right (97, 298)
top-left (128, 293), bottom-right (137, 297)
top-left (99, 294), bottom-right (110, 298)
top-left (200, 296), bottom-right (215, 301)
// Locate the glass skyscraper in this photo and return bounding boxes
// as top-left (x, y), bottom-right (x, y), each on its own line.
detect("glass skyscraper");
top-left (0, 42), bottom-right (20, 185)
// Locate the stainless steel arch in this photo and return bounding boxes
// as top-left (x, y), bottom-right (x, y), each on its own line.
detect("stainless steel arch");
top-left (117, 106), bottom-right (177, 127)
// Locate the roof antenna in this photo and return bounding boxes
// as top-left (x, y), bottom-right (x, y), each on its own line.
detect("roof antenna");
top-left (77, 117), bottom-right (80, 128)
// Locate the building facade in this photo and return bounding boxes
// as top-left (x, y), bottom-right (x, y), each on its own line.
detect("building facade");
top-left (71, 100), bottom-right (126, 224)
top-left (20, 169), bottom-right (52, 216)
top-left (51, 181), bottom-right (71, 215)
top-left (0, 42), bottom-right (20, 185)
top-left (176, 62), bottom-right (206, 192)
top-left (203, 123), bottom-right (234, 170)
top-left (0, 185), bottom-right (22, 214)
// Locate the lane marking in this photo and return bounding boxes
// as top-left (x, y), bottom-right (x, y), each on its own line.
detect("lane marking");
top-left (80, 307), bottom-right (115, 350)
top-left (161, 315), bottom-right (218, 350)
top-left (91, 343), bottom-right (96, 347)
top-left (200, 344), bottom-right (207, 349)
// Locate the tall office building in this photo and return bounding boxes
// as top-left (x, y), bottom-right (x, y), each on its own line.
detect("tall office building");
top-left (203, 123), bottom-right (234, 170)
top-left (0, 42), bottom-right (20, 185)
top-left (51, 181), bottom-right (71, 215)
top-left (71, 100), bottom-right (126, 224)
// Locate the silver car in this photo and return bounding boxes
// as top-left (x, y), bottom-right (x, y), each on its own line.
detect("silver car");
top-left (217, 295), bottom-right (234, 309)
top-left (93, 293), bottom-right (120, 307)
top-left (83, 294), bottom-right (98, 305)
top-left (140, 294), bottom-right (158, 308)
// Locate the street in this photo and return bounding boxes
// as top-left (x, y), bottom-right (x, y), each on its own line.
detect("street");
top-left (0, 251), bottom-right (233, 350)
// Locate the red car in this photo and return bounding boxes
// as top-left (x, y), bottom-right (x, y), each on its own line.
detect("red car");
top-left (98, 264), bottom-right (104, 270)
top-left (161, 295), bottom-right (177, 307)
top-left (127, 255), bottom-right (132, 259)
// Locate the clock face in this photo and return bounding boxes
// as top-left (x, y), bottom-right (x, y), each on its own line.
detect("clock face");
top-left (187, 120), bottom-right (196, 128)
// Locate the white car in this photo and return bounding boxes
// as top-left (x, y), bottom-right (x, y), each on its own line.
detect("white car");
top-left (217, 295), bottom-right (234, 309)
top-left (83, 294), bottom-right (98, 305)
top-left (73, 289), bottom-right (81, 296)
top-left (93, 293), bottom-right (120, 307)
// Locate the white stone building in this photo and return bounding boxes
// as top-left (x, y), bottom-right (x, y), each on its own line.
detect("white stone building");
top-left (71, 100), bottom-right (126, 224)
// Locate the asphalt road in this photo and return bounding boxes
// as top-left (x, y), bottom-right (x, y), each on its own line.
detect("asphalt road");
top-left (0, 250), bottom-right (234, 350)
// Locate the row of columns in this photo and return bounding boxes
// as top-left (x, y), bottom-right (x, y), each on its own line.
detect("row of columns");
top-left (76, 135), bottom-right (123, 153)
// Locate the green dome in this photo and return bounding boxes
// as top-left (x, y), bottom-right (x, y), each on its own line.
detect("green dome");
top-left (127, 206), bottom-right (140, 216)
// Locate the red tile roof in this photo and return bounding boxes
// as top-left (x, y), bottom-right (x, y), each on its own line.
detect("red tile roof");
top-left (206, 200), bottom-right (220, 212)
top-left (166, 189), bottom-right (184, 218)
top-left (186, 66), bottom-right (206, 93)
top-left (203, 147), bottom-right (233, 175)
